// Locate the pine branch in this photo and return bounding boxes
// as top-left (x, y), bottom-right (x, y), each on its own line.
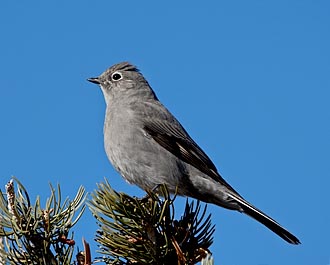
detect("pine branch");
top-left (89, 180), bottom-right (215, 264)
top-left (0, 178), bottom-right (86, 265)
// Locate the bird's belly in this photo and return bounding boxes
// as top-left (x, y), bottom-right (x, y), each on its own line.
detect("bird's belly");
top-left (104, 124), bottom-right (183, 192)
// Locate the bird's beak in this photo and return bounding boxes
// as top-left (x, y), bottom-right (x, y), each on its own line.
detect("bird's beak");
top-left (87, 77), bottom-right (101, 85)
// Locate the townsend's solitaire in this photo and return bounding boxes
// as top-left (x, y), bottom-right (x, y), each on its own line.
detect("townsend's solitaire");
top-left (88, 62), bottom-right (300, 244)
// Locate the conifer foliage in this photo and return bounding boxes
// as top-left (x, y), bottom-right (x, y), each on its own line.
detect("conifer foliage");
top-left (0, 178), bottom-right (86, 264)
top-left (89, 180), bottom-right (215, 264)
top-left (0, 178), bottom-right (215, 265)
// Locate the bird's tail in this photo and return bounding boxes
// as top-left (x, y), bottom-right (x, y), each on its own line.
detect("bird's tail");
top-left (228, 193), bottom-right (301, 244)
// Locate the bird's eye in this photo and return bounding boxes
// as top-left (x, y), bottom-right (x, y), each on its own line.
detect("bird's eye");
top-left (112, 72), bottom-right (122, 81)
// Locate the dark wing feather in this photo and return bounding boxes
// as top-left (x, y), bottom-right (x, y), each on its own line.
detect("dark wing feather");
top-left (143, 119), bottom-right (238, 193)
top-left (144, 118), bottom-right (301, 245)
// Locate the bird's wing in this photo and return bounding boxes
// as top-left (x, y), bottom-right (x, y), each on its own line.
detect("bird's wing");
top-left (143, 119), bottom-right (238, 193)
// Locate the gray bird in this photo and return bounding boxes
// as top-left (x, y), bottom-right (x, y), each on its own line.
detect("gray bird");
top-left (88, 62), bottom-right (300, 245)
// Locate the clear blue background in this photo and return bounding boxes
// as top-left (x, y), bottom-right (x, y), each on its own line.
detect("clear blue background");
top-left (1, 1), bottom-right (329, 264)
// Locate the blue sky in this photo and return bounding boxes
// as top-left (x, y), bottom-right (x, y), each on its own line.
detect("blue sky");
top-left (1, 1), bottom-right (329, 264)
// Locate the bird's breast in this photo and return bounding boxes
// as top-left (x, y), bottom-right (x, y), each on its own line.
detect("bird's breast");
top-left (103, 105), bottom-right (185, 190)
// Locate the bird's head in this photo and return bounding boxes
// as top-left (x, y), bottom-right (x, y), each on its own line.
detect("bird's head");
top-left (88, 62), bottom-right (156, 104)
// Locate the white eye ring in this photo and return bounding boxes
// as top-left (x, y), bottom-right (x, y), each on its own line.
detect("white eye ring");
top-left (112, 72), bottom-right (122, 81)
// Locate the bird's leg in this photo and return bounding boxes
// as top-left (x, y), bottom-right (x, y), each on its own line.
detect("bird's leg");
top-left (139, 184), bottom-right (162, 203)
